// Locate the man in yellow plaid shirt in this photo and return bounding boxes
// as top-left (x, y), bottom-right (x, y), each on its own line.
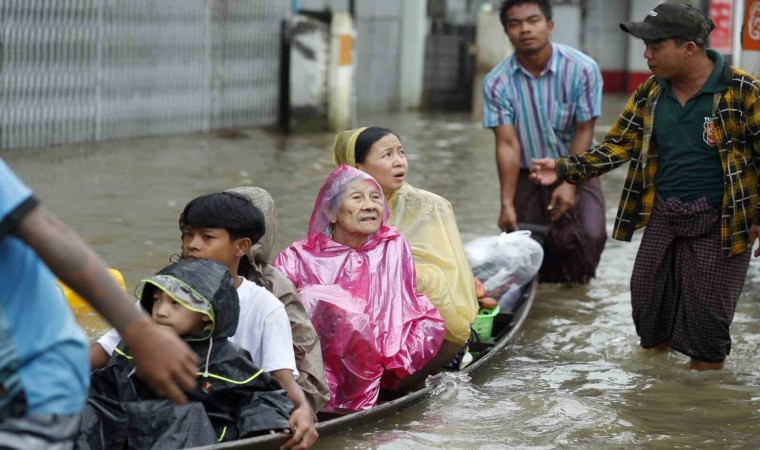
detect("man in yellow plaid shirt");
top-left (531, 3), bottom-right (760, 371)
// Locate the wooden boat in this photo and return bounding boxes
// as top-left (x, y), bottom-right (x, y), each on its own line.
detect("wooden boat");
top-left (69, 221), bottom-right (543, 448)
top-left (192, 276), bottom-right (538, 450)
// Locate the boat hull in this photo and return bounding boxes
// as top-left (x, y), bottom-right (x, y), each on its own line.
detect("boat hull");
top-left (190, 276), bottom-right (538, 450)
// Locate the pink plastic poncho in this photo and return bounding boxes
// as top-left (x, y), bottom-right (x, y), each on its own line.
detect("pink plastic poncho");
top-left (273, 165), bottom-right (445, 412)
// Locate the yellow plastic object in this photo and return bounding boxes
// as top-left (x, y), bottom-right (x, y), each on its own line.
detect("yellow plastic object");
top-left (59, 268), bottom-right (127, 313)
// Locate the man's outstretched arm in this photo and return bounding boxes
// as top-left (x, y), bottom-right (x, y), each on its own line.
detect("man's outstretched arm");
top-left (546, 118), bottom-right (596, 221)
top-left (15, 203), bottom-right (199, 403)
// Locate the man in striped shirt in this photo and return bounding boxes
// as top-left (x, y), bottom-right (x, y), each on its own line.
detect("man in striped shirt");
top-left (482, 0), bottom-right (606, 284)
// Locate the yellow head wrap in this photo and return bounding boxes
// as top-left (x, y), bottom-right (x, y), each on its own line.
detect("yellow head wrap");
top-left (332, 127), bottom-right (368, 167)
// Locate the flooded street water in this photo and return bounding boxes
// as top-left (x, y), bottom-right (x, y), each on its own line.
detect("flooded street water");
top-left (4, 94), bottom-right (760, 449)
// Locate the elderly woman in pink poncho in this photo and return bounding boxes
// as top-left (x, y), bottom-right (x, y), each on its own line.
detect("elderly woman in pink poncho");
top-left (273, 165), bottom-right (445, 413)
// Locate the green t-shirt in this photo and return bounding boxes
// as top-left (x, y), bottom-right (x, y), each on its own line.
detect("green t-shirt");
top-left (652, 50), bottom-right (726, 204)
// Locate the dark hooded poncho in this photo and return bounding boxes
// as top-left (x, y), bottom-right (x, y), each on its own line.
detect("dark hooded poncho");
top-left (75, 259), bottom-right (293, 449)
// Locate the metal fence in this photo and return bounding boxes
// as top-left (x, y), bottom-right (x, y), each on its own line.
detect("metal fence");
top-left (0, 0), bottom-right (287, 150)
top-left (423, 21), bottom-right (475, 111)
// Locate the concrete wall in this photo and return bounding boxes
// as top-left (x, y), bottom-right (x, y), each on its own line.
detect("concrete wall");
top-left (552, 5), bottom-right (581, 49)
top-left (354, 1), bottom-right (404, 113)
top-left (298, 0), bottom-right (349, 11)
top-left (585, 0), bottom-right (630, 92)
top-left (296, 0), bottom-right (426, 113)
top-left (625, 0), bottom-right (662, 91)
top-left (472, 9), bottom-right (513, 117)
top-left (289, 16), bottom-right (329, 117)
top-left (739, 51), bottom-right (760, 77)
top-left (399, 1), bottom-right (427, 110)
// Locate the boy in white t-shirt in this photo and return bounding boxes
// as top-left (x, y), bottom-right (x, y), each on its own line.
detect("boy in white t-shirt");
top-left (88, 192), bottom-right (318, 449)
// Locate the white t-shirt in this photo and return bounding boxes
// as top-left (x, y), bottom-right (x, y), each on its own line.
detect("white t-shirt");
top-left (97, 277), bottom-right (297, 376)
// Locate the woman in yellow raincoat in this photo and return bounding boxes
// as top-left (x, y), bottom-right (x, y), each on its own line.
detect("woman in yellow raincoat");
top-left (333, 127), bottom-right (479, 382)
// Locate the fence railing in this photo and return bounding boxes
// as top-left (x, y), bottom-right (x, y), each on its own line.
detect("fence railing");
top-left (0, 0), bottom-right (287, 150)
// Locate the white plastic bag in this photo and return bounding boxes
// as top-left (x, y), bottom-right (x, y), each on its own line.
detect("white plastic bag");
top-left (465, 230), bottom-right (544, 294)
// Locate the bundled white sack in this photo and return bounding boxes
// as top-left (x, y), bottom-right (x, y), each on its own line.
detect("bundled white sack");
top-left (465, 231), bottom-right (543, 309)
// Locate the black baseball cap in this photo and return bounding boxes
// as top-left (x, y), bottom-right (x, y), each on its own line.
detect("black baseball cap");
top-left (620, 3), bottom-right (715, 46)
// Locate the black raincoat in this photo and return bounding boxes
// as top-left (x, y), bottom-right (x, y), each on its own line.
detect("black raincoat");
top-left (76, 259), bottom-right (293, 449)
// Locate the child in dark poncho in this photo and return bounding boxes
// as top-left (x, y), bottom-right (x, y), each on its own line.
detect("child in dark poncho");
top-left (76, 259), bottom-right (292, 449)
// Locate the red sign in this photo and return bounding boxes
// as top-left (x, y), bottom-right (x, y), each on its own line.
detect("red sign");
top-left (709, 0), bottom-right (733, 53)
top-left (744, 0), bottom-right (760, 51)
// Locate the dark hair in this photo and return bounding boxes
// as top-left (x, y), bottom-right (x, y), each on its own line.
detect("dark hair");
top-left (673, 37), bottom-right (706, 50)
top-left (499, 0), bottom-right (553, 26)
top-left (645, 37), bottom-right (707, 51)
top-left (355, 127), bottom-right (396, 164)
top-left (179, 192), bottom-right (266, 245)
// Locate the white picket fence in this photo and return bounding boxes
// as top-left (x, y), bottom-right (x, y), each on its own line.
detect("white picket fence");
top-left (0, 0), bottom-right (286, 149)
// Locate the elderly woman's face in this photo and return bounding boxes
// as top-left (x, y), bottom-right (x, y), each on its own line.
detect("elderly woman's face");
top-left (333, 180), bottom-right (384, 241)
top-left (357, 134), bottom-right (407, 195)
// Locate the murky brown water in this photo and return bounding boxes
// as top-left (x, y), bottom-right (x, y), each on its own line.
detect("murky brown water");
top-left (4, 94), bottom-right (760, 449)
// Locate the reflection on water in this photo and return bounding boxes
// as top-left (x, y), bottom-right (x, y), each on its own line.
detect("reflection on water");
top-left (4, 96), bottom-right (760, 448)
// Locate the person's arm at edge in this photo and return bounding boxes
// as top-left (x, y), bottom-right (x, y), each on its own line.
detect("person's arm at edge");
top-left (568, 61), bottom-right (603, 160)
top-left (278, 286), bottom-right (330, 413)
top-left (547, 59), bottom-right (603, 219)
top-left (532, 81), bottom-right (649, 185)
top-left (548, 118), bottom-right (596, 220)
top-left (743, 73), bottom-right (760, 256)
top-left (271, 369), bottom-right (318, 450)
top-left (16, 204), bottom-right (198, 403)
top-left (568, 118), bottom-right (596, 158)
top-left (492, 124), bottom-right (522, 231)
top-left (260, 301), bottom-right (317, 449)
top-left (89, 344), bottom-right (110, 370)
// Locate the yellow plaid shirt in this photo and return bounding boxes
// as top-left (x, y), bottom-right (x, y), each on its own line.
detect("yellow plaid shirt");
top-left (556, 65), bottom-right (760, 256)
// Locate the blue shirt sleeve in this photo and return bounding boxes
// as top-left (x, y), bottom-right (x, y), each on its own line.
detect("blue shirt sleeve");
top-left (0, 159), bottom-right (34, 224)
top-left (482, 72), bottom-right (515, 128)
top-left (574, 62), bottom-right (603, 123)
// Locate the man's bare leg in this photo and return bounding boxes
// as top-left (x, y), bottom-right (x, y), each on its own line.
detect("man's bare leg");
top-left (690, 359), bottom-right (724, 371)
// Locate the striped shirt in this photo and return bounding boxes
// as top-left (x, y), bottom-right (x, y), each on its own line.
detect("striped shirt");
top-left (482, 43), bottom-right (602, 168)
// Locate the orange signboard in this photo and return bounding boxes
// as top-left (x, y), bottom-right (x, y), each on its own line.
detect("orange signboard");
top-left (743, 0), bottom-right (760, 51)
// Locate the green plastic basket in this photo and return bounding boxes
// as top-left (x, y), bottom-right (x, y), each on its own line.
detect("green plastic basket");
top-left (472, 306), bottom-right (500, 340)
